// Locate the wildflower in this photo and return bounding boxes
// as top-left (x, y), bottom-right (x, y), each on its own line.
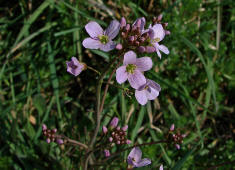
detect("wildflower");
top-left (159, 164), bottom-right (164, 170)
top-left (168, 125), bottom-right (186, 150)
top-left (135, 79), bottom-right (161, 105)
top-left (66, 57), bottom-right (85, 76)
top-left (104, 149), bottom-right (110, 157)
top-left (127, 147), bottom-right (151, 168)
top-left (149, 24), bottom-right (169, 58)
top-left (116, 51), bottom-right (152, 89)
top-left (82, 20), bottom-right (120, 52)
top-left (110, 117), bottom-right (119, 129)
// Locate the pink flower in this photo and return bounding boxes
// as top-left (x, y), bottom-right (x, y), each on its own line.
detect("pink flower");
top-left (116, 51), bottom-right (153, 89)
top-left (82, 20), bottom-right (120, 52)
top-left (110, 117), bottom-right (119, 129)
top-left (127, 147), bottom-right (151, 168)
top-left (104, 149), bottom-right (110, 157)
top-left (135, 79), bottom-right (161, 105)
top-left (66, 57), bottom-right (85, 76)
top-left (102, 126), bottom-right (108, 134)
top-left (160, 164), bottom-right (164, 170)
top-left (149, 24), bottom-right (169, 58)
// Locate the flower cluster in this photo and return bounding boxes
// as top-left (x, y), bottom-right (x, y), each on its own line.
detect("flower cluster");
top-left (168, 124), bottom-right (186, 150)
top-left (42, 124), bottom-right (63, 145)
top-left (102, 117), bottom-right (131, 157)
top-left (120, 16), bottom-right (169, 58)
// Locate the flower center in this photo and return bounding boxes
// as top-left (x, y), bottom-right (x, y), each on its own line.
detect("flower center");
top-left (98, 35), bottom-right (109, 44)
top-left (126, 64), bottom-right (137, 74)
top-left (152, 37), bottom-right (160, 43)
top-left (132, 158), bottom-right (136, 162)
top-left (69, 62), bottom-right (78, 69)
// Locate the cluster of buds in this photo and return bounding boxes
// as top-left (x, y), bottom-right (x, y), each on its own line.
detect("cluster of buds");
top-left (152, 14), bottom-right (170, 35)
top-left (120, 17), bottom-right (154, 53)
top-left (168, 124), bottom-right (186, 150)
top-left (102, 117), bottom-right (131, 157)
top-left (42, 124), bottom-right (64, 145)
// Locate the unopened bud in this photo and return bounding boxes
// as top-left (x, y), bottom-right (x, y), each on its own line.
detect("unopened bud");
top-left (175, 144), bottom-right (180, 150)
top-left (125, 24), bottom-right (130, 31)
top-left (110, 117), bottom-right (119, 129)
top-left (120, 17), bottom-right (126, 28)
top-left (116, 43), bottom-right (122, 50)
top-left (165, 30), bottom-right (171, 35)
top-left (102, 126), bottom-right (108, 134)
top-left (122, 125), bottom-right (128, 131)
top-left (126, 140), bottom-right (132, 144)
top-left (46, 138), bottom-right (51, 143)
top-left (128, 36), bottom-right (135, 42)
top-left (109, 137), bottom-right (113, 142)
top-left (42, 124), bottom-right (47, 131)
top-left (52, 128), bottom-right (57, 133)
top-left (104, 149), bottom-right (110, 157)
top-left (157, 14), bottom-right (163, 21)
top-left (170, 124), bottom-right (175, 131)
top-left (146, 46), bottom-right (155, 53)
top-left (56, 138), bottom-right (64, 145)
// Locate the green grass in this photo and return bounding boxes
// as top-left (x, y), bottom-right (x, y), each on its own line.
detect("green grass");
top-left (0, 0), bottom-right (235, 169)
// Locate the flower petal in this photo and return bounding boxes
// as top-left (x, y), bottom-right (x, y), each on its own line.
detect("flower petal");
top-left (136, 57), bottom-right (153, 72)
top-left (105, 20), bottom-right (120, 40)
top-left (116, 66), bottom-right (128, 84)
top-left (71, 57), bottom-right (79, 65)
top-left (153, 43), bottom-right (162, 58)
top-left (147, 79), bottom-right (161, 92)
top-left (146, 87), bottom-right (160, 100)
top-left (158, 44), bottom-right (169, 54)
top-left (85, 21), bottom-right (103, 38)
top-left (128, 70), bottom-right (146, 89)
top-left (135, 158), bottom-right (151, 167)
top-left (151, 24), bottom-right (165, 41)
top-left (128, 147), bottom-right (142, 163)
top-left (82, 38), bottom-right (101, 49)
top-left (159, 164), bottom-right (164, 170)
top-left (135, 90), bottom-right (148, 105)
top-left (124, 51), bottom-right (137, 65)
top-left (99, 41), bottom-right (116, 52)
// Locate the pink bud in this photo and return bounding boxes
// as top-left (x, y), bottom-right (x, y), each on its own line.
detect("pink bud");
top-left (146, 46), bottom-right (155, 53)
top-left (122, 125), bottom-right (128, 131)
top-left (163, 23), bottom-right (168, 27)
top-left (157, 14), bottom-right (163, 21)
top-left (165, 30), bottom-right (171, 35)
top-left (126, 140), bottom-right (131, 144)
top-left (170, 124), bottom-right (175, 131)
top-left (117, 141), bottom-right (121, 144)
top-left (102, 126), bottom-right (108, 134)
top-left (52, 128), bottom-right (57, 133)
top-left (56, 139), bottom-right (64, 145)
top-left (109, 137), bottom-right (113, 142)
top-left (182, 134), bottom-right (186, 138)
top-left (138, 46), bottom-right (146, 53)
top-left (46, 138), bottom-right (51, 143)
top-left (116, 126), bottom-right (120, 130)
top-left (128, 36), bottom-right (134, 42)
top-left (159, 164), bottom-right (164, 170)
top-left (136, 18), bottom-right (142, 27)
top-left (125, 24), bottom-right (130, 31)
top-left (175, 144), bottom-right (180, 150)
top-left (104, 149), bottom-right (110, 157)
top-left (110, 117), bottom-right (119, 129)
top-left (42, 124), bottom-right (47, 131)
top-left (120, 17), bottom-right (126, 28)
top-left (116, 43), bottom-right (122, 50)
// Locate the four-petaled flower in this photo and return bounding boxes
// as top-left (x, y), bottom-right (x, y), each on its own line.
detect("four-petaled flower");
top-left (135, 79), bottom-right (161, 105)
top-left (82, 20), bottom-right (120, 52)
top-left (149, 24), bottom-right (169, 58)
top-left (127, 147), bottom-right (151, 168)
top-left (66, 57), bottom-right (85, 76)
top-left (116, 51), bottom-right (153, 89)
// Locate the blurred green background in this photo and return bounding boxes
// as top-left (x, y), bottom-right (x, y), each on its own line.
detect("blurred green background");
top-left (0, 0), bottom-right (235, 169)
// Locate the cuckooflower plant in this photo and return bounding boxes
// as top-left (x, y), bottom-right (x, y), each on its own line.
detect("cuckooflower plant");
top-left (82, 20), bottom-right (120, 52)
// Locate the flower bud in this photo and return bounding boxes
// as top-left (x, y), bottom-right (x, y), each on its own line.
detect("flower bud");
top-left (170, 124), bottom-right (175, 131)
top-left (120, 17), bottom-right (126, 28)
top-left (102, 126), bottom-right (108, 134)
top-left (46, 138), bottom-right (51, 143)
top-left (56, 138), bottom-right (64, 145)
top-left (122, 125), bottom-right (128, 131)
top-left (109, 137), bottom-right (113, 142)
top-left (116, 126), bottom-right (120, 130)
top-left (157, 14), bottom-right (163, 21)
top-left (42, 124), bottom-right (47, 131)
top-left (128, 36), bottom-right (134, 42)
top-left (116, 43), bottom-right (123, 50)
top-left (125, 24), bottom-right (130, 31)
top-left (117, 141), bottom-right (121, 144)
top-left (165, 30), bottom-right (171, 35)
top-left (52, 128), bottom-right (57, 133)
top-left (110, 117), bottom-right (119, 129)
top-left (104, 149), bottom-right (110, 157)
top-left (138, 46), bottom-right (146, 53)
top-left (146, 46), bottom-right (155, 53)
top-left (175, 144), bottom-right (180, 150)
top-left (136, 18), bottom-right (142, 27)
top-left (182, 134), bottom-right (186, 138)
top-left (126, 140), bottom-right (132, 144)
